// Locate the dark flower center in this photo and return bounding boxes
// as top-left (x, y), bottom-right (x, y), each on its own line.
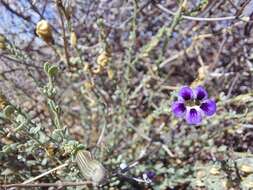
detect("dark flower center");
top-left (182, 92), bottom-right (192, 100)
top-left (190, 108), bottom-right (198, 116)
top-left (178, 103), bottom-right (186, 112)
top-left (185, 99), bottom-right (201, 107)
top-left (196, 91), bottom-right (206, 101)
top-left (200, 102), bottom-right (208, 111)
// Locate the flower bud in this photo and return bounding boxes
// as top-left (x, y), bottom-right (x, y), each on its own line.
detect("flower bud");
top-left (146, 171), bottom-right (156, 179)
top-left (142, 171), bottom-right (156, 183)
top-left (36, 20), bottom-right (53, 43)
top-left (76, 150), bottom-right (106, 184)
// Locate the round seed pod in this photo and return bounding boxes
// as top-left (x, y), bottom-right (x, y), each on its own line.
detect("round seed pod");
top-left (36, 20), bottom-right (53, 43)
top-left (75, 150), bottom-right (106, 184)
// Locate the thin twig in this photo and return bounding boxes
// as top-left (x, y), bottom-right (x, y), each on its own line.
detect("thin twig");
top-left (125, 119), bottom-right (175, 157)
top-left (155, 2), bottom-right (237, 22)
top-left (227, 0), bottom-right (240, 11)
top-left (159, 20), bottom-right (244, 69)
top-left (57, 3), bottom-right (70, 66)
top-left (22, 163), bottom-right (68, 184)
top-left (227, 73), bottom-right (240, 98)
top-left (2, 181), bottom-right (93, 188)
top-left (97, 123), bottom-right (106, 146)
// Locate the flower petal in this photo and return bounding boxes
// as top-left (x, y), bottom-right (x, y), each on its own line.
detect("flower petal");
top-left (200, 99), bottom-right (216, 116)
top-left (172, 102), bottom-right (186, 117)
top-left (194, 86), bottom-right (208, 101)
top-left (185, 108), bottom-right (202, 125)
top-left (178, 86), bottom-right (194, 101)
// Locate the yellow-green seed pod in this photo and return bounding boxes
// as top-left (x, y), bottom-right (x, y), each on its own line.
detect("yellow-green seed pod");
top-left (75, 150), bottom-right (106, 184)
top-left (92, 65), bottom-right (103, 74)
top-left (209, 167), bottom-right (220, 175)
top-left (36, 20), bottom-right (53, 43)
top-left (84, 80), bottom-right (94, 91)
top-left (0, 35), bottom-right (6, 50)
top-left (70, 31), bottom-right (78, 48)
top-left (83, 63), bottom-right (90, 73)
top-left (181, 0), bottom-right (188, 12)
top-left (0, 93), bottom-right (8, 111)
top-left (97, 51), bottom-right (110, 67)
top-left (240, 164), bottom-right (253, 174)
top-left (0, 42), bottom-right (6, 50)
top-left (0, 34), bottom-right (5, 43)
top-left (107, 68), bottom-right (114, 80)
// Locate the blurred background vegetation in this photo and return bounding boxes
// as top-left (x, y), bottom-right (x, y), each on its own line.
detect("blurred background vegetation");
top-left (0, 0), bottom-right (253, 189)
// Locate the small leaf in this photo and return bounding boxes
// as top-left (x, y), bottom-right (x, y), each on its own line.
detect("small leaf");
top-left (44, 62), bottom-right (50, 73)
top-left (48, 65), bottom-right (58, 77)
top-left (14, 122), bottom-right (26, 132)
top-left (77, 144), bottom-right (85, 150)
top-left (52, 129), bottom-right (63, 141)
top-left (1, 168), bottom-right (13, 175)
top-left (29, 125), bottom-right (41, 134)
top-left (16, 114), bottom-right (26, 124)
top-left (3, 105), bottom-right (15, 117)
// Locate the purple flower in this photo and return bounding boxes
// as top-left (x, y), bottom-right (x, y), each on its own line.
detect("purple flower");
top-left (142, 171), bottom-right (156, 183)
top-left (146, 171), bottom-right (156, 180)
top-left (172, 86), bottom-right (216, 125)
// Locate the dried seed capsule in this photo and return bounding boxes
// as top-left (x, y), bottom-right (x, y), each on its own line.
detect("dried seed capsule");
top-left (240, 164), bottom-right (253, 174)
top-left (3, 105), bottom-right (15, 117)
top-left (36, 20), bottom-right (53, 43)
top-left (76, 150), bottom-right (106, 184)
top-left (0, 42), bottom-right (5, 50)
top-left (0, 93), bottom-right (9, 111)
top-left (83, 63), bottom-right (91, 73)
top-left (0, 34), bottom-right (5, 43)
top-left (97, 51), bottom-right (110, 67)
top-left (92, 65), bottom-right (103, 74)
top-left (84, 81), bottom-right (94, 91)
top-left (107, 68), bottom-right (114, 80)
top-left (210, 167), bottom-right (220, 175)
top-left (70, 31), bottom-right (78, 48)
top-left (0, 34), bottom-right (6, 50)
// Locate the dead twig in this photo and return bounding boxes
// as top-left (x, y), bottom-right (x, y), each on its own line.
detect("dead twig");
top-left (1, 181), bottom-right (93, 188)
top-left (154, 2), bottom-right (237, 22)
